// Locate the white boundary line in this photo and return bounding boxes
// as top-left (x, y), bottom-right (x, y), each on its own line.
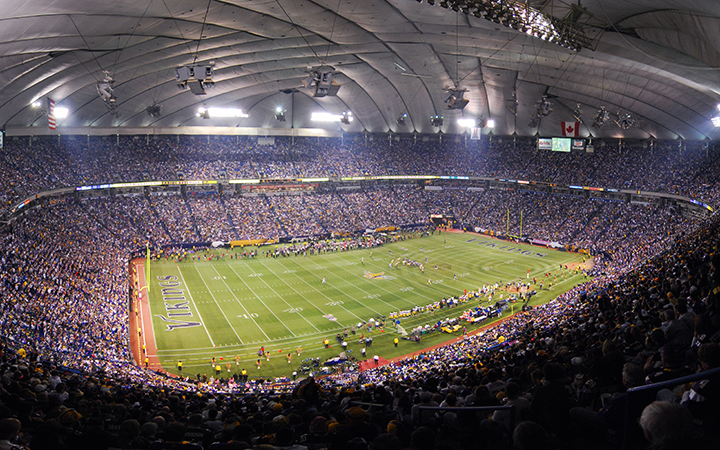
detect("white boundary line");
top-left (176, 265), bottom-right (216, 347)
top-left (193, 266), bottom-right (244, 344)
top-left (135, 262), bottom-right (157, 352)
top-left (264, 259), bottom-right (358, 325)
top-left (253, 261), bottom-right (323, 332)
top-left (227, 263), bottom-right (297, 338)
top-left (207, 264), bottom-right (271, 341)
top-left (282, 257), bottom-right (384, 317)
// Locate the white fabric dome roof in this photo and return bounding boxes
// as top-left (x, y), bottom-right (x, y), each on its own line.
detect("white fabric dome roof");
top-left (2, 0), bottom-right (719, 139)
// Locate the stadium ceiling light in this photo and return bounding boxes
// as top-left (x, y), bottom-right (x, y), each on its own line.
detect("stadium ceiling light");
top-left (146, 103), bottom-right (162, 118)
top-left (31, 100), bottom-right (42, 108)
top-left (311, 112), bottom-right (350, 122)
top-left (302, 66), bottom-right (341, 98)
top-left (444, 88), bottom-right (469, 110)
top-left (712, 116), bottom-right (720, 127)
top-left (197, 107), bottom-right (248, 118)
top-left (340, 111), bottom-right (353, 124)
top-left (176, 64), bottom-right (215, 95)
top-left (55, 107), bottom-right (69, 119)
top-left (430, 115), bottom-right (444, 127)
top-left (486, 119), bottom-right (495, 128)
top-left (419, 0), bottom-right (592, 51)
top-left (275, 106), bottom-right (286, 122)
top-left (457, 118), bottom-right (476, 127)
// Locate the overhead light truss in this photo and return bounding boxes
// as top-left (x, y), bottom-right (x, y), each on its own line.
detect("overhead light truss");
top-left (175, 64), bottom-right (215, 95)
top-left (418, 0), bottom-right (593, 51)
top-left (444, 88), bottom-right (469, 110)
top-left (97, 71), bottom-right (118, 117)
top-left (302, 66), bottom-right (341, 97)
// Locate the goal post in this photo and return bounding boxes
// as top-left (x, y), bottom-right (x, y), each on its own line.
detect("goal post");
top-left (506, 208), bottom-right (523, 239)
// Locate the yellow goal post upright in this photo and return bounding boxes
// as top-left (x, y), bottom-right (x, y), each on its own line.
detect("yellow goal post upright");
top-left (139, 242), bottom-right (150, 295)
top-left (506, 208), bottom-right (523, 240)
top-left (146, 242), bottom-right (150, 294)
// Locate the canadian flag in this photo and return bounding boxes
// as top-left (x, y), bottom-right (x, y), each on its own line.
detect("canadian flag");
top-left (561, 121), bottom-right (579, 137)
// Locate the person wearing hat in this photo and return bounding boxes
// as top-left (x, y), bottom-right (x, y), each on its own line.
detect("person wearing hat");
top-left (57, 408), bottom-right (84, 449)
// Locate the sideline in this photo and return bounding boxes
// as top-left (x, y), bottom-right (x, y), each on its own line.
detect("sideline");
top-left (129, 258), bottom-right (165, 373)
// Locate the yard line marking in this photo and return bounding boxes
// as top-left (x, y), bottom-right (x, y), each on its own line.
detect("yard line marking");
top-left (283, 258), bottom-right (383, 317)
top-left (225, 264), bottom-right (297, 338)
top-left (205, 265), bottom-right (271, 341)
top-left (193, 266), bottom-right (244, 344)
top-left (333, 253), bottom-right (440, 304)
top-left (176, 265), bottom-right (216, 348)
top-left (257, 261), bottom-right (328, 331)
top-left (322, 256), bottom-right (419, 309)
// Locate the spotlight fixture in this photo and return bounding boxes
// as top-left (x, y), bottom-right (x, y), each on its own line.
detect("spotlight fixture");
top-left (197, 108), bottom-right (210, 119)
top-left (175, 64), bottom-right (215, 95)
top-left (536, 95), bottom-right (552, 118)
top-left (146, 103), bottom-right (162, 118)
top-left (573, 103), bottom-right (583, 122)
top-left (311, 112), bottom-right (351, 122)
top-left (275, 106), bottom-right (286, 122)
top-left (396, 113), bottom-right (408, 125)
top-left (430, 115), bottom-right (444, 127)
top-left (486, 119), bottom-right (495, 128)
top-left (616, 112), bottom-right (638, 130)
top-left (457, 118), bottom-right (476, 128)
top-left (52, 107), bottom-right (68, 119)
top-left (444, 88), bottom-right (469, 110)
top-left (340, 111), bottom-right (353, 124)
top-left (97, 71), bottom-right (118, 117)
top-left (711, 104), bottom-right (720, 127)
top-left (592, 106), bottom-right (610, 128)
top-left (302, 66), bottom-right (341, 97)
top-left (196, 107), bottom-right (248, 119)
top-left (419, 0), bottom-right (592, 51)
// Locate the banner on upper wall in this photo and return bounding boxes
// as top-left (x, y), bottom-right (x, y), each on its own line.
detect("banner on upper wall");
top-left (572, 139), bottom-right (585, 150)
top-left (470, 127), bottom-right (482, 140)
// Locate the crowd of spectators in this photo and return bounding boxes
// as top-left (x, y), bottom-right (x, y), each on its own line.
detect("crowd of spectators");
top-left (1, 136), bottom-right (718, 208)
top-left (1, 135), bottom-right (719, 449)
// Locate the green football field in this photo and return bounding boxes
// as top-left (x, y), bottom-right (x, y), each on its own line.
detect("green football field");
top-left (145, 232), bottom-right (589, 379)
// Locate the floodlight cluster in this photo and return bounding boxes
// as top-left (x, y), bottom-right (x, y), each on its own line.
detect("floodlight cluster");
top-left (418, 0), bottom-right (591, 51)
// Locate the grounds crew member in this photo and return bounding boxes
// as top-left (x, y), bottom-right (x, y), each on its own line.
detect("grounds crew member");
top-left (177, 361), bottom-right (182, 372)
top-left (394, 337), bottom-right (399, 347)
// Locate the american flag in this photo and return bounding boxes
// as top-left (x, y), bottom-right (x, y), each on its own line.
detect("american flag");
top-left (48, 98), bottom-right (56, 130)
